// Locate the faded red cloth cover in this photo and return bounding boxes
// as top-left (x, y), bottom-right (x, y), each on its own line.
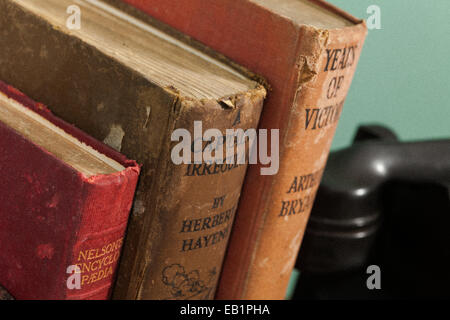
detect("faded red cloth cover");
top-left (0, 82), bottom-right (140, 300)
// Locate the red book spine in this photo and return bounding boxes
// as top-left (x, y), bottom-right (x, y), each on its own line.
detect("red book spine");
top-left (0, 82), bottom-right (140, 299)
top-left (66, 171), bottom-right (139, 300)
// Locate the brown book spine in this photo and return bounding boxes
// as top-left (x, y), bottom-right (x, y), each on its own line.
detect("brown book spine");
top-left (222, 24), bottom-right (367, 300)
top-left (120, 94), bottom-right (265, 300)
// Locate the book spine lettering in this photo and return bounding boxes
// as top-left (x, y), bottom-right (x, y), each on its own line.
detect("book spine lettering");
top-left (120, 94), bottom-right (265, 300)
top-left (66, 170), bottom-right (139, 300)
top-left (228, 25), bottom-right (367, 299)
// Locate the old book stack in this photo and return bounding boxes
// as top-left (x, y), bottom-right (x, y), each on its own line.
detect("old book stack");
top-left (0, 0), bottom-right (265, 300)
top-left (0, 0), bottom-right (367, 300)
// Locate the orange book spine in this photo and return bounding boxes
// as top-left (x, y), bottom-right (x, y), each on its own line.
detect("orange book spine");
top-left (232, 24), bottom-right (367, 299)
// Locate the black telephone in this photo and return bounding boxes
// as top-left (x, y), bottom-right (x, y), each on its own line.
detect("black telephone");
top-left (294, 125), bottom-right (450, 299)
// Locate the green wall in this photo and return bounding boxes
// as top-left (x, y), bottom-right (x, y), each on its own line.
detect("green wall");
top-left (327, 0), bottom-right (450, 150)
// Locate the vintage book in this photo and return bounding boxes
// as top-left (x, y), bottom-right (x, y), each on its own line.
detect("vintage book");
top-left (0, 81), bottom-right (140, 300)
top-left (0, 0), bottom-right (266, 299)
top-left (110, 0), bottom-right (368, 299)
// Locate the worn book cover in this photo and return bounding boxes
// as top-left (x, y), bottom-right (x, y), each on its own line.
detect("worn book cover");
top-left (0, 81), bottom-right (140, 299)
